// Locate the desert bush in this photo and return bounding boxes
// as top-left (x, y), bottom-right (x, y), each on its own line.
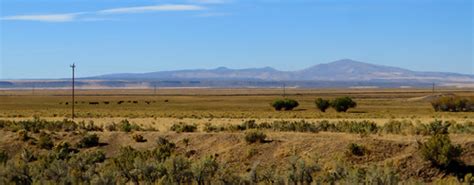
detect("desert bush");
top-left (414, 120), bottom-right (451, 135)
top-left (170, 122), bottom-right (197, 133)
top-left (315, 98), bottom-right (331, 112)
top-left (193, 155), bottom-right (219, 185)
top-left (331, 97), bottom-right (357, 112)
top-left (347, 143), bottom-right (366, 156)
top-left (119, 119), bottom-right (141, 132)
top-left (154, 137), bottom-right (176, 162)
top-left (78, 120), bottom-right (103, 131)
top-left (431, 96), bottom-right (474, 112)
top-left (132, 134), bottom-right (147, 142)
top-left (287, 156), bottom-right (320, 185)
top-left (54, 142), bottom-right (74, 160)
top-left (335, 120), bottom-right (377, 134)
top-left (20, 148), bottom-right (36, 163)
top-left (0, 149), bottom-right (8, 165)
top-left (163, 155), bottom-right (193, 184)
top-left (203, 123), bottom-right (225, 132)
top-left (269, 120), bottom-right (319, 133)
top-left (38, 132), bottom-right (54, 150)
top-left (271, 99), bottom-right (286, 111)
top-left (271, 99), bottom-right (299, 111)
top-left (420, 134), bottom-right (462, 168)
top-left (449, 121), bottom-right (474, 134)
top-left (382, 120), bottom-right (414, 134)
top-left (105, 122), bottom-right (117, 131)
top-left (244, 130), bottom-right (266, 144)
top-left (76, 133), bottom-right (100, 148)
top-left (17, 129), bottom-right (30, 142)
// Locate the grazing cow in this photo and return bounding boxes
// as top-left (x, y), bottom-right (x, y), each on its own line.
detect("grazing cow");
top-left (89, 102), bottom-right (99, 105)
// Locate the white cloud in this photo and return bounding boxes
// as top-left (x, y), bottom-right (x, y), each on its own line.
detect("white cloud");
top-left (1, 4), bottom-right (206, 22)
top-left (1, 13), bottom-right (81, 22)
top-left (197, 12), bottom-right (232, 17)
top-left (98, 4), bottom-right (205, 14)
top-left (189, 0), bottom-right (232, 4)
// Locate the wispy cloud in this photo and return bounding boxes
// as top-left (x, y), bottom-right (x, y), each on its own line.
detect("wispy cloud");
top-left (189, 0), bottom-right (233, 4)
top-left (98, 4), bottom-right (205, 14)
top-left (2, 4), bottom-right (206, 22)
top-left (196, 12), bottom-right (232, 17)
top-left (1, 13), bottom-right (82, 22)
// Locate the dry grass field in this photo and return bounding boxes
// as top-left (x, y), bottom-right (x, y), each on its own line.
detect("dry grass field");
top-left (0, 88), bottom-right (473, 184)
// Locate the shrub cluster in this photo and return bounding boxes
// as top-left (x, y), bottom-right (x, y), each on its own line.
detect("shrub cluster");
top-left (314, 98), bottom-right (330, 112)
top-left (0, 118), bottom-right (103, 132)
top-left (76, 133), bottom-right (100, 148)
top-left (170, 122), bottom-right (197, 133)
top-left (244, 130), bottom-right (267, 144)
top-left (132, 134), bottom-right (147, 142)
top-left (346, 143), bottom-right (366, 156)
top-left (271, 99), bottom-right (299, 111)
top-left (315, 97), bottom-right (357, 112)
top-left (431, 96), bottom-right (474, 112)
top-left (420, 123), bottom-right (463, 168)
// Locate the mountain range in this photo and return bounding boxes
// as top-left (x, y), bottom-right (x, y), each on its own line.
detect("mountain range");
top-left (92, 59), bottom-right (473, 83)
top-left (1, 59), bottom-right (473, 88)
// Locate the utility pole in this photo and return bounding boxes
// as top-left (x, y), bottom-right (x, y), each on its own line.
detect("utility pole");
top-left (432, 82), bottom-right (435, 94)
top-left (154, 84), bottom-right (157, 95)
top-left (282, 83), bottom-right (286, 97)
top-left (70, 63), bottom-right (76, 120)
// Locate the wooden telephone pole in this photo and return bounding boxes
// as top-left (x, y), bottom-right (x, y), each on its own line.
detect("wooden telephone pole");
top-left (70, 63), bottom-right (76, 120)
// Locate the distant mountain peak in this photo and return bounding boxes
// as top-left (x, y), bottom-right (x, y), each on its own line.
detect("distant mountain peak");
top-left (87, 59), bottom-right (474, 84)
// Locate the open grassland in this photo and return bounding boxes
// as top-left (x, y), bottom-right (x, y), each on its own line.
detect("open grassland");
top-left (0, 88), bottom-right (473, 184)
top-left (0, 88), bottom-right (473, 121)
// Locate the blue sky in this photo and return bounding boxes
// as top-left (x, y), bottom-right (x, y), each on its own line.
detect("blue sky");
top-left (0, 0), bottom-right (472, 79)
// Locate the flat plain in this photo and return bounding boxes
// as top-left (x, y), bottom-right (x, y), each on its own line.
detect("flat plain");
top-left (0, 88), bottom-right (473, 184)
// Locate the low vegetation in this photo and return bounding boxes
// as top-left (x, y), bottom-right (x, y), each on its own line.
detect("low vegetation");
top-left (431, 96), bottom-right (474, 112)
top-left (76, 133), bottom-right (100, 148)
top-left (271, 99), bottom-right (299, 111)
top-left (170, 122), bottom-right (198, 133)
top-left (314, 98), bottom-right (331, 112)
top-left (244, 130), bottom-right (267, 144)
top-left (331, 97), bottom-right (357, 112)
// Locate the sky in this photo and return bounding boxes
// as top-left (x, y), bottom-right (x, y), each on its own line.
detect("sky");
top-left (0, 0), bottom-right (472, 79)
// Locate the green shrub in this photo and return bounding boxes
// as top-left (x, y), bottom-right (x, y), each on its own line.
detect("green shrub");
top-left (315, 98), bottom-right (331, 112)
top-left (132, 134), bottom-right (147, 142)
top-left (119, 119), bottom-right (141, 132)
top-left (203, 123), bottom-right (225, 132)
top-left (347, 143), bottom-right (366, 156)
top-left (17, 129), bottom-right (30, 142)
top-left (54, 142), bottom-right (74, 160)
top-left (271, 99), bottom-right (299, 111)
top-left (77, 133), bottom-right (100, 148)
top-left (335, 120), bottom-right (378, 134)
top-left (154, 137), bottom-right (176, 162)
top-left (420, 134), bottom-right (462, 168)
top-left (38, 132), bottom-right (54, 150)
top-left (331, 97), bottom-right (357, 112)
top-left (244, 130), bottom-right (267, 144)
top-left (0, 149), bottom-right (8, 165)
top-left (431, 96), bottom-right (474, 112)
top-left (192, 155), bottom-right (219, 185)
top-left (164, 155), bottom-right (193, 184)
top-left (287, 156), bottom-right (320, 185)
top-left (271, 99), bottom-right (286, 111)
top-left (170, 122), bottom-right (197, 133)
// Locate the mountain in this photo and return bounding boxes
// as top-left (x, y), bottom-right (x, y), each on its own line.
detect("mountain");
top-left (91, 59), bottom-right (474, 83)
top-left (2, 59), bottom-right (473, 89)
